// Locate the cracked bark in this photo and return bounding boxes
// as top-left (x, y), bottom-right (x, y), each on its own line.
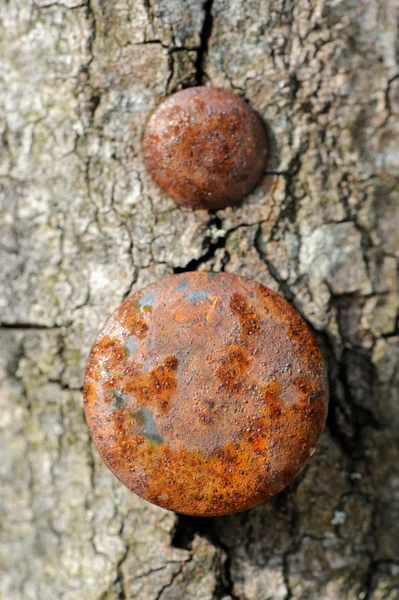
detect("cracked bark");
top-left (1, 0), bottom-right (398, 599)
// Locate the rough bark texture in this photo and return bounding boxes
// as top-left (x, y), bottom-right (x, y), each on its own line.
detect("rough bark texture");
top-left (1, 1), bottom-right (398, 599)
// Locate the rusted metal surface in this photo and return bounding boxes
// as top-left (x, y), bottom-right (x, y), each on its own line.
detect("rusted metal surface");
top-left (83, 272), bottom-right (329, 516)
top-left (143, 87), bottom-right (269, 210)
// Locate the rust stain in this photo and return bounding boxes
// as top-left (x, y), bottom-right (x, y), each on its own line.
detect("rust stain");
top-left (143, 87), bottom-right (269, 210)
top-left (83, 272), bottom-right (329, 516)
top-left (107, 354), bottom-right (179, 415)
top-left (229, 293), bottom-right (262, 335)
top-left (216, 345), bottom-right (250, 393)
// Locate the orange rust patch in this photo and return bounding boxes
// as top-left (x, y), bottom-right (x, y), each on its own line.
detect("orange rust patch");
top-left (106, 355), bottom-right (179, 415)
top-left (262, 381), bottom-right (284, 417)
top-left (118, 301), bottom-right (149, 339)
top-left (129, 316), bottom-right (148, 339)
top-left (216, 345), bottom-right (250, 392)
top-left (229, 293), bottom-right (262, 335)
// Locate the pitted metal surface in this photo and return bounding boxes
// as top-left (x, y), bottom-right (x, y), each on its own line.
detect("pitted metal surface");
top-left (143, 87), bottom-right (269, 210)
top-left (84, 272), bottom-right (329, 516)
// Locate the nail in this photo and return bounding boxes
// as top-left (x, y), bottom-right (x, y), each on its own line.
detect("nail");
top-left (143, 87), bottom-right (269, 210)
top-left (83, 271), bottom-right (328, 516)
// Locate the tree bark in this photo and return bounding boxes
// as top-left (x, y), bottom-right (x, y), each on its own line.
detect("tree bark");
top-left (1, 1), bottom-right (398, 599)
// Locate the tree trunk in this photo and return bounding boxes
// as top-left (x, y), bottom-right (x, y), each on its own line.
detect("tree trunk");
top-left (1, 1), bottom-right (398, 598)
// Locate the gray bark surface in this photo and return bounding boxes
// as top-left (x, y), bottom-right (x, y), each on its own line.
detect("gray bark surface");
top-left (1, 1), bottom-right (398, 599)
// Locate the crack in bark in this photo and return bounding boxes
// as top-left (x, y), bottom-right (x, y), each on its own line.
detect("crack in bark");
top-left (171, 515), bottom-right (240, 600)
top-left (154, 562), bottom-right (186, 600)
top-left (172, 213), bottom-right (226, 274)
top-left (114, 543), bottom-right (129, 600)
top-left (0, 322), bottom-right (61, 330)
top-left (85, 0), bottom-right (97, 69)
top-left (195, 0), bottom-right (214, 85)
top-left (320, 329), bottom-right (381, 458)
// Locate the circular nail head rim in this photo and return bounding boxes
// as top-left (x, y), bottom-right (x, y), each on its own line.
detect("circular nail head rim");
top-left (83, 272), bottom-right (329, 516)
top-left (143, 87), bottom-right (269, 210)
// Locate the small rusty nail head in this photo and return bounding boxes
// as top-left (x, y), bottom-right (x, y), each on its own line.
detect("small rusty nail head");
top-left (143, 87), bottom-right (269, 210)
top-left (83, 272), bottom-right (329, 517)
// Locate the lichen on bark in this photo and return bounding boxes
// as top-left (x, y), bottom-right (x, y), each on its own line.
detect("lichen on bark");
top-left (0, 0), bottom-right (398, 599)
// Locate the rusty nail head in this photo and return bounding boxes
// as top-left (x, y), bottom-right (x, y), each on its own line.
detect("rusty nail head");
top-left (83, 272), bottom-right (329, 516)
top-left (143, 87), bottom-right (269, 210)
